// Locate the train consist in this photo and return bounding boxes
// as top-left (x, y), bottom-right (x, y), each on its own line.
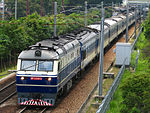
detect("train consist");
top-left (16, 10), bottom-right (136, 106)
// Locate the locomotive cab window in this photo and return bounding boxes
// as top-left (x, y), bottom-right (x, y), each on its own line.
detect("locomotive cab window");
top-left (21, 60), bottom-right (36, 71)
top-left (38, 61), bottom-right (53, 71)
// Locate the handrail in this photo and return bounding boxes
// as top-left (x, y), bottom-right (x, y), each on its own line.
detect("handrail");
top-left (135, 50), bottom-right (140, 72)
top-left (131, 27), bottom-right (143, 52)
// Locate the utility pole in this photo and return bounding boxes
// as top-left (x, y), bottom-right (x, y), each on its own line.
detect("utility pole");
top-left (112, 2), bottom-right (114, 16)
top-left (40, 0), bottom-right (43, 16)
top-left (99, 1), bottom-right (104, 96)
top-left (15, 0), bottom-right (17, 19)
top-left (126, 2), bottom-right (129, 43)
top-left (54, 2), bottom-right (57, 37)
top-left (2, 0), bottom-right (4, 20)
top-left (143, 4), bottom-right (146, 20)
top-left (26, 0), bottom-right (29, 16)
top-left (119, 2), bottom-right (120, 8)
top-left (85, 1), bottom-right (87, 27)
top-left (144, 3), bottom-right (147, 20)
top-left (139, 4), bottom-right (142, 29)
top-left (134, 5), bottom-right (137, 39)
top-left (62, 0), bottom-right (64, 11)
top-left (52, 0), bottom-right (54, 14)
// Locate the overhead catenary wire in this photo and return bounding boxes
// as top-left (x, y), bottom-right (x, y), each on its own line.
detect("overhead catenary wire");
top-left (1, 1), bottom-right (110, 20)
top-left (60, 6), bottom-right (83, 14)
top-left (1, 0), bottom-right (113, 17)
top-left (0, 2), bottom-right (114, 28)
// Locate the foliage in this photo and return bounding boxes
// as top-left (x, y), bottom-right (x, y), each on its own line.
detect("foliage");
top-left (121, 30), bottom-right (150, 113)
top-left (0, 34), bottom-right (10, 57)
top-left (120, 72), bottom-right (150, 113)
top-left (0, 12), bottom-right (51, 58)
top-left (144, 11), bottom-right (150, 39)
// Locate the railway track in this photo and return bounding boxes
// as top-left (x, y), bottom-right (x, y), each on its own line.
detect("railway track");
top-left (18, 106), bottom-right (27, 113)
top-left (0, 24), bottom-right (137, 113)
top-left (0, 80), bottom-right (17, 105)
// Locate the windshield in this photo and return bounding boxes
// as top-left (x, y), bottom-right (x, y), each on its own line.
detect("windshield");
top-left (38, 61), bottom-right (53, 71)
top-left (21, 60), bottom-right (36, 71)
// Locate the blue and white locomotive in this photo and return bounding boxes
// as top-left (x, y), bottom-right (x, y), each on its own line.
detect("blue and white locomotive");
top-left (16, 12), bottom-right (136, 106)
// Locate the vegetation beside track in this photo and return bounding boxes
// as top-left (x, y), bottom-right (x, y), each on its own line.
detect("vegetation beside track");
top-left (0, 66), bottom-right (16, 79)
top-left (107, 13), bottom-right (150, 112)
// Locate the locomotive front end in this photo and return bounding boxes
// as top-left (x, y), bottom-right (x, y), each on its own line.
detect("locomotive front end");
top-left (16, 44), bottom-right (60, 106)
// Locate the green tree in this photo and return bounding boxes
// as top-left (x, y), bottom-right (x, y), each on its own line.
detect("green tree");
top-left (121, 73), bottom-right (150, 113)
top-left (0, 34), bottom-right (11, 57)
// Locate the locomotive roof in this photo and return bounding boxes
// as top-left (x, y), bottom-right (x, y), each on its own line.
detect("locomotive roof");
top-left (18, 28), bottom-right (96, 60)
top-left (18, 49), bottom-right (59, 60)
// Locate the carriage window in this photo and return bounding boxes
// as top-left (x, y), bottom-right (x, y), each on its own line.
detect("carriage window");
top-left (38, 61), bottom-right (53, 71)
top-left (21, 60), bottom-right (36, 71)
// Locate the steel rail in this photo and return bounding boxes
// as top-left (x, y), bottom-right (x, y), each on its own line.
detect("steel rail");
top-left (0, 80), bottom-right (16, 92)
top-left (40, 107), bottom-right (49, 113)
top-left (18, 107), bottom-right (27, 113)
top-left (0, 91), bottom-right (17, 105)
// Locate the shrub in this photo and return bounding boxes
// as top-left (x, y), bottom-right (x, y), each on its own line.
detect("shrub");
top-left (120, 72), bottom-right (150, 113)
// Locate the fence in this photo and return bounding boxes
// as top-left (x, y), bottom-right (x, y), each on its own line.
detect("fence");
top-left (131, 27), bottom-right (143, 52)
top-left (96, 58), bottom-right (126, 113)
top-left (135, 50), bottom-right (140, 72)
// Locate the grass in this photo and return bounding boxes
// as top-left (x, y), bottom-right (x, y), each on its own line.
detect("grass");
top-left (0, 65), bottom-right (17, 79)
top-left (85, 66), bottom-right (120, 113)
top-left (107, 69), bottom-right (130, 113)
top-left (107, 89), bottom-right (123, 113)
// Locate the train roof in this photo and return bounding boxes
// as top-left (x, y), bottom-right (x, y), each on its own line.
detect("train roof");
top-left (117, 15), bottom-right (126, 19)
top-left (88, 24), bottom-right (108, 31)
top-left (18, 28), bottom-right (97, 60)
top-left (111, 17), bottom-right (123, 22)
top-left (76, 30), bottom-right (97, 44)
top-left (104, 19), bottom-right (117, 26)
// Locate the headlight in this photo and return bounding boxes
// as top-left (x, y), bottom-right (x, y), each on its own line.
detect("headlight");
top-left (20, 76), bottom-right (27, 80)
top-left (21, 76), bottom-right (24, 80)
top-left (46, 77), bottom-right (52, 82)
